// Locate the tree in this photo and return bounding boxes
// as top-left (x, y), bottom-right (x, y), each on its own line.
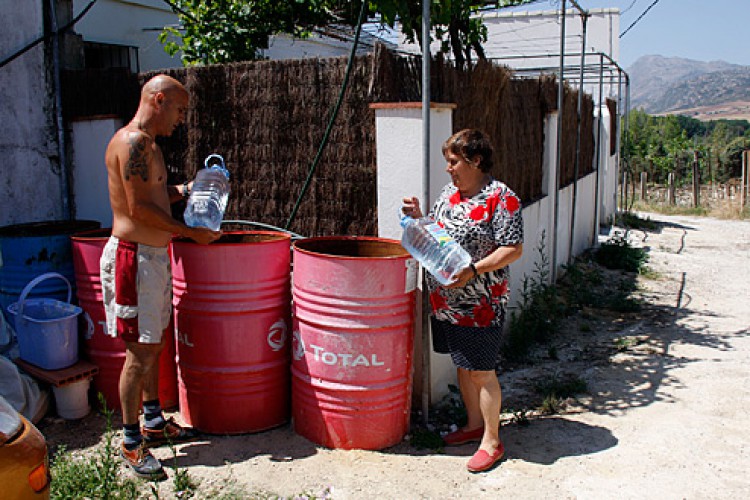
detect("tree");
top-left (624, 108), bottom-right (750, 185)
top-left (159, 0), bottom-right (536, 67)
top-left (159, 0), bottom-right (342, 65)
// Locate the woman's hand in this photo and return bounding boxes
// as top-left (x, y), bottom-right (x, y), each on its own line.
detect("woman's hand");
top-left (444, 265), bottom-right (475, 289)
top-left (401, 196), bottom-right (424, 219)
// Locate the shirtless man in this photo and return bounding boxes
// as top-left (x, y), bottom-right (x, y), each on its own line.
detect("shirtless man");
top-left (100, 74), bottom-right (221, 479)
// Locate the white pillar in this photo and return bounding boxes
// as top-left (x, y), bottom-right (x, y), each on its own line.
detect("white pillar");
top-left (371, 102), bottom-right (455, 405)
top-left (371, 103), bottom-right (455, 240)
top-left (71, 116), bottom-right (121, 227)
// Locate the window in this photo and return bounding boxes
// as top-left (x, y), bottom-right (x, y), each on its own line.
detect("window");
top-left (83, 42), bottom-right (139, 72)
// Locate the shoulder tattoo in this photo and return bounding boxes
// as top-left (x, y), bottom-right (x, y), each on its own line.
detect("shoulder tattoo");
top-left (124, 134), bottom-right (150, 182)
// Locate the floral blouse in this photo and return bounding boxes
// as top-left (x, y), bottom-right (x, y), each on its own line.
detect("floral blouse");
top-left (427, 178), bottom-right (524, 327)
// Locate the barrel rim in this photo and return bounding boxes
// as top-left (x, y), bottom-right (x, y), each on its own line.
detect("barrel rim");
top-left (71, 228), bottom-right (112, 241)
top-left (0, 220), bottom-right (100, 237)
top-left (172, 230), bottom-right (291, 246)
top-left (292, 236), bottom-right (409, 260)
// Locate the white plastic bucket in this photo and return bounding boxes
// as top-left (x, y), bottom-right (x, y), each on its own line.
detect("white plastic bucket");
top-left (53, 378), bottom-right (91, 419)
top-left (7, 272), bottom-right (82, 370)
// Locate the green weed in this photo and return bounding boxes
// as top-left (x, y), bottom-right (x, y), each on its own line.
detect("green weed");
top-left (559, 262), bottom-right (605, 310)
top-left (619, 211), bottom-right (659, 230)
top-left (50, 394), bottom-right (141, 499)
top-left (539, 395), bottom-right (560, 415)
top-left (594, 231), bottom-right (648, 273)
top-left (409, 427), bottom-right (445, 451)
top-left (169, 443), bottom-right (199, 499)
top-left (506, 409), bottom-right (531, 427)
top-left (503, 233), bottom-right (566, 361)
top-left (534, 374), bottom-right (587, 399)
top-left (614, 337), bottom-right (639, 351)
top-left (639, 266), bottom-right (662, 279)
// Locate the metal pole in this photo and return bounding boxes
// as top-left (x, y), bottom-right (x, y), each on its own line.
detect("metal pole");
top-left (616, 70), bottom-right (624, 219)
top-left (592, 53), bottom-right (604, 247)
top-left (420, 0), bottom-right (431, 426)
top-left (692, 151), bottom-right (700, 208)
top-left (551, 0), bottom-right (566, 282)
top-left (49, 0), bottom-right (71, 219)
top-left (742, 150), bottom-right (747, 209)
top-left (568, 10), bottom-right (588, 264)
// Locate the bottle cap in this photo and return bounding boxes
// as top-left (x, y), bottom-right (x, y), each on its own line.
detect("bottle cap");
top-left (204, 154), bottom-right (230, 179)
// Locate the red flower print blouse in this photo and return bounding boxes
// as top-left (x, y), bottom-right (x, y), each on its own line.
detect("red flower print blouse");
top-left (427, 178), bottom-right (524, 327)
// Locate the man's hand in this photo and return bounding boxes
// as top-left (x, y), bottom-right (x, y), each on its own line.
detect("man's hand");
top-left (186, 227), bottom-right (222, 245)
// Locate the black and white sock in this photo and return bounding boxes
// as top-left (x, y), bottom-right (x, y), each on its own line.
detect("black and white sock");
top-left (143, 399), bottom-right (166, 430)
top-left (123, 423), bottom-right (142, 450)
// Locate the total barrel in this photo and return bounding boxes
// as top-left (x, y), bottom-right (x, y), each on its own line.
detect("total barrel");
top-left (71, 229), bottom-right (178, 411)
top-left (171, 231), bottom-right (291, 434)
top-left (0, 220), bottom-right (99, 323)
top-left (291, 237), bottom-right (417, 450)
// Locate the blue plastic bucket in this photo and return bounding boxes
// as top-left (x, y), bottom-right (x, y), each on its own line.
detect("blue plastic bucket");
top-left (0, 220), bottom-right (100, 325)
top-left (8, 272), bottom-right (82, 370)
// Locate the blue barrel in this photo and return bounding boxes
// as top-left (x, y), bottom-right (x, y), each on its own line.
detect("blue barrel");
top-left (0, 220), bottom-right (100, 324)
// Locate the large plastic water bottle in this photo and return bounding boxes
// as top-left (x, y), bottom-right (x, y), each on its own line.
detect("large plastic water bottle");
top-left (184, 154), bottom-right (230, 231)
top-left (400, 215), bottom-right (472, 285)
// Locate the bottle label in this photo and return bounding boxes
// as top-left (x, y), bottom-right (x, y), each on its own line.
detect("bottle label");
top-left (404, 258), bottom-right (418, 293)
top-left (425, 223), bottom-right (454, 248)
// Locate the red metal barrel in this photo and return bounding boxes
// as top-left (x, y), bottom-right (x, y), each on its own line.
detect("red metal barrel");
top-left (71, 229), bottom-right (178, 411)
top-left (171, 231), bottom-right (291, 434)
top-left (292, 237), bottom-right (417, 450)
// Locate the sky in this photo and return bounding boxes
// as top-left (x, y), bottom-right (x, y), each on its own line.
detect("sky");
top-left (505, 0), bottom-right (750, 69)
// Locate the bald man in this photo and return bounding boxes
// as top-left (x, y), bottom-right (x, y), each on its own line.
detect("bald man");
top-left (100, 74), bottom-right (221, 479)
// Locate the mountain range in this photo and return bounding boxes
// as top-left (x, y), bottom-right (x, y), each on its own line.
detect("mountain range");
top-left (626, 55), bottom-right (750, 122)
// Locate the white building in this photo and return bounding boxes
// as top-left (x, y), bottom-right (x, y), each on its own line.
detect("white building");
top-left (71, 0), bottom-right (392, 71)
top-left (72, 0), bottom-right (181, 72)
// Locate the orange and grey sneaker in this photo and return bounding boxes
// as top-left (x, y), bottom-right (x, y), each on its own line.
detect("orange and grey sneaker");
top-left (120, 442), bottom-right (166, 480)
top-left (142, 417), bottom-right (200, 448)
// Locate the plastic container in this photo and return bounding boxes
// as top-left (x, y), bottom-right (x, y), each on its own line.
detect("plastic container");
top-left (399, 215), bottom-right (472, 285)
top-left (53, 378), bottom-right (91, 419)
top-left (184, 154), bottom-right (230, 231)
top-left (0, 219), bottom-right (100, 326)
top-left (7, 272), bottom-right (82, 370)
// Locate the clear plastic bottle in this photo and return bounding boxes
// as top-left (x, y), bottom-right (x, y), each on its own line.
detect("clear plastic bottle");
top-left (184, 154), bottom-right (230, 231)
top-left (400, 215), bottom-right (472, 285)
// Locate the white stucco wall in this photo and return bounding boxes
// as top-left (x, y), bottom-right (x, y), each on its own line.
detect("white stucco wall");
top-left (72, 0), bottom-right (181, 71)
top-left (0, 0), bottom-right (64, 226)
top-left (598, 104), bottom-right (619, 224)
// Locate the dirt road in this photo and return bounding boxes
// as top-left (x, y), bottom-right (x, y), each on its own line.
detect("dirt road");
top-left (44, 212), bottom-right (750, 498)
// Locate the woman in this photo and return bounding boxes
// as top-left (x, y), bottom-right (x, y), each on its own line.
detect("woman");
top-left (402, 128), bottom-right (523, 473)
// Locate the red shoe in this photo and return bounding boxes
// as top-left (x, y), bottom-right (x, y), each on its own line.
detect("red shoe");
top-left (443, 426), bottom-right (484, 446)
top-left (467, 442), bottom-right (505, 473)
top-left (120, 442), bottom-right (166, 480)
top-left (142, 417), bottom-right (200, 448)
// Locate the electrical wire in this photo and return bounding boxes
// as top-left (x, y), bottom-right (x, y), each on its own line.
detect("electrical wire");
top-left (0, 0), bottom-right (99, 70)
top-left (620, 0), bottom-right (661, 38)
top-left (284, 0), bottom-right (368, 230)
